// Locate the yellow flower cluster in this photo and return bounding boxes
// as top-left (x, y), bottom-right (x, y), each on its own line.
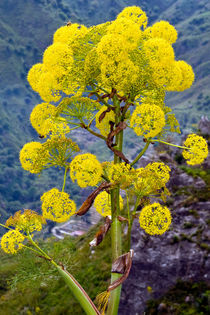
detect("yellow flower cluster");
top-left (139, 203), bottom-right (172, 235)
top-left (182, 134), bottom-right (208, 165)
top-left (70, 154), bottom-right (102, 188)
top-left (117, 6), bottom-right (147, 29)
top-left (94, 191), bottom-right (123, 217)
top-left (134, 162), bottom-right (170, 197)
top-left (130, 104), bottom-right (165, 138)
top-left (41, 188), bottom-right (76, 223)
top-left (144, 21), bottom-right (177, 44)
top-left (53, 23), bottom-right (88, 47)
top-left (95, 106), bottom-right (115, 137)
top-left (30, 103), bottom-right (70, 137)
top-left (6, 210), bottom-right (46, 233)
top-left (19, 142), bottom-right (49, 174)
top-left (104, 162), bottom-right (134, 189)
top-left (1, 230), bottom-right (25, 254)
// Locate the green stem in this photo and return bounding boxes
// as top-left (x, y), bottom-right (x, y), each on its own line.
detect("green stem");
top-left (62, 167), bottom-right (68, 192)
top-left (107, 95), bottom-right (122, 315)
top-left (85, 126), bottom-right (106, 141)
top-left (130, 140), bottom-right (151, 167)
top-left (126, 191), bottom-right (131, 252)
top-left (0, 223), bottom-right (13, 230)
top-left (152, 139), bottom-right (190, 150)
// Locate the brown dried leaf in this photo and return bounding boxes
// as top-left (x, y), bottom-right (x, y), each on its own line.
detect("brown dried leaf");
top-left (108, 250), bottom-right (134, 291)
top-left (89, 217), bottom-right (112, 247)
top-left (76, 182), bottom-right (111, 216)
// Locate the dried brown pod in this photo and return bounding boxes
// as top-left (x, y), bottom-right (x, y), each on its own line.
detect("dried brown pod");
top-left (76, 182), bottom-right (111, 216)
top-left (89, 216), bottom-right (112, 247)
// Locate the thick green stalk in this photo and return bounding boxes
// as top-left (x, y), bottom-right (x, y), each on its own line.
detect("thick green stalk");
top-left (107, 95), bottom-right (123, 315)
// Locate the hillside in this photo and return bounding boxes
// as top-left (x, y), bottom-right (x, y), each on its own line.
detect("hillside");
top-left (0, 0), bottom-right (209, 223)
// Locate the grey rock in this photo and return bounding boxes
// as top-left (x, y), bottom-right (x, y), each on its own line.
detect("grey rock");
top-left (198, 116), bottom-right (210, 136)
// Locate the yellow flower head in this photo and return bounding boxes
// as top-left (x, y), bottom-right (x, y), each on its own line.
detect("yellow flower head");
top-left (36, 71), bottom-right (62, 102)
top-left (1, 230), bottom-right (25, 254)
top-left (95, 106), bottom-right (115, 137)
top-left (43, 42), bottom-right (73, 76)
top-left (41, 188), bottom-right (76, 223)
top-left (182, 134), bottom-right (208, 165)
top-left (105, 162), bottom-right (134, 189)
top-left (30, 103), bottom-right (70, 137)
top-left (144, 21), bottom-right (178, 44)
top-left (94, 191), bottom-right (123, 217)
top-left (70, 153), bottom-right (102, 188)
top-left (144, 38), bottom-right (175, 67)
top-left (174, 60), bottom-right (195, 91)
top-left (53, 24), bottom-right (88, 47)
top-left (6, 210), bottom-right (46, 233)
top-left (27, 63), bottom-right (44, 92)
top-left (117, 6), bottom-right (147, 29)
top-left (107, 17), bottom-right (142, 50)
top-left (139, 203), bottom-right (172, 235)
top-left (130, 104), bottom-right (165, 138)
top-left (145, 162), bottom-right (170, 185)
top-left (20, 142), bottom-right (49, 174)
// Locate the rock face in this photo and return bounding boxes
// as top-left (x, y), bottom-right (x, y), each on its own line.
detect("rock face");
top-left (119, 162), bottom-right (209, 315)
top-left (198, 116), bottom-right (210, 136)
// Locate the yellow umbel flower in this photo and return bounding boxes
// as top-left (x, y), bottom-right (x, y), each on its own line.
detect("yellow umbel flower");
top-left (105, 162), bottom-right (134, 189)
top-left (53, 23), bottom-right (88, 47)
top-left (36, 70), bottom-right (62, 103)
top-left (117, 6), bottom-right (148, 29)
top-left (30, 103), bottom-right (70, 137)
top-left (174, 60), bottom-right (195, 91)
top-left (20, 142), bottom-right (48, 174)
top-left (27, 63), bottom-right (44, 92)
top-left (70, 153), bottom-right (103, 188)
top-left (43, 42), bottom-right (73, 76)
top-left (145, 162), bottom-right (170, 185)
top-left (139, 203), bottom-right (171, 235)
top-left (94, 191), bottom-right (123, 217)
top-left (6, 210), bottom-right (46, 233)
top-left (107, 17), bottom-right (142, 50)
top-left (130, 104), bottom-right (165, 138)
top-left (182, 134), bottom-right (208, 165)
top-left (1, 230), bottom-right (25, 254)
top-left (144, 21), bottom-right (178, 44)
top-left (95, 106), bottom-right (115, 137)
top-left (144, 38), bottom-right (175, 67)
top-left (41, 188), bottom-right (76, 223)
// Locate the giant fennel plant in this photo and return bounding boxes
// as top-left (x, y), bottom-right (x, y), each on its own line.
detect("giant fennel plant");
top-left (0, 6), bottom-right (208, 315)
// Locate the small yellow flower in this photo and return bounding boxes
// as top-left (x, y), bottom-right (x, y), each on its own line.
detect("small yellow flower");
top-left (130, 104), bottom-right (165, 138)
top-left (30, 103), bottom-right (70, 137)
top-left (70, 153), bottom-right (103, 188)
top-left (144, 21), bottom-right (178, 44)
top-left (94, 191), bottom-right (123, 217)
top-left (41, 188), bottom-right (76, 223)
top-left (6, 210), bottom-right (46, 233)
top-left (145, 162), bottom-right (170, 185)
top-left (182, 134), bottom-right (208, 165)
top-left (117, 6), bottom-right (148, 29)
top-left (139, 203), bottom-right (172, 235)
top-left (1, 230), bottom-right (25, 254)
top-left (19, 142), bottom-right (49, 174)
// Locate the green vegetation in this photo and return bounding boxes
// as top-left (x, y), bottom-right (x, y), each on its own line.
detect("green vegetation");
top-left (0, 222), bottom-right (111, 314)
top-left (145, 280), bottom-right (210, 315)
